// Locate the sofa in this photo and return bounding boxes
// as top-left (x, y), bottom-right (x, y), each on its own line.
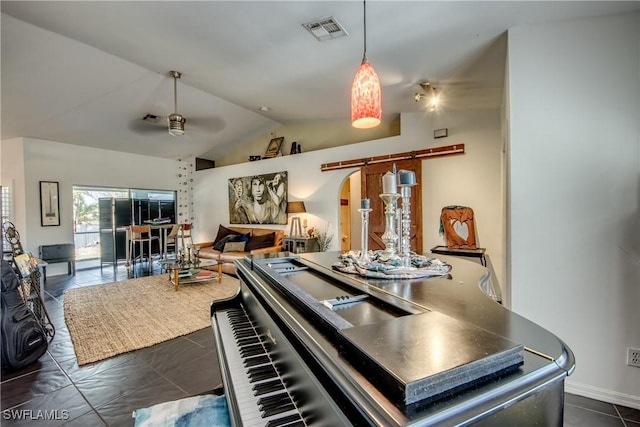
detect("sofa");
top-left (196, 225), bottom-right (285, 275)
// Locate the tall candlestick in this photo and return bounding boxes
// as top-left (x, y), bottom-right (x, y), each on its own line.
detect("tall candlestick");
top-left (357, 208), bottom-right (373, 264)
top-left (379, 193), bottom-right (400, 258)
top-left (399, 186), bottom-right (413, 268)
top-left (398, 170), bottom-right (417, 268)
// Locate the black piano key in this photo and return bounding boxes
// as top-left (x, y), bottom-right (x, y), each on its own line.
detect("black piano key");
top-left (234, 329), bottom-right (256, 338)
top-left (237, 336), bottom-right (261, 347)
top-left (248, 365), bottom-right (278, 382)
top-left (241, 345), bottom-right (266, 358)
top-left (253, 379), bottom-right (284, 396)
top-left (266, 414), bottom-right (303, 427)
top-left (262, 403), bottom-right (296, 418)
top-left (281, 421), bottom-right (305, 427)
top-left (258, 394), bottom-right (294, 414)
top-left (244, 354), bottom-right (270, 367)
top-left (257, 392), bottom-right (289, 406)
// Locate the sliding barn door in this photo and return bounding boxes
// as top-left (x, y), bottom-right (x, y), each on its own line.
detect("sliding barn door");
top-left (361, 160), bottom-right (423, 253)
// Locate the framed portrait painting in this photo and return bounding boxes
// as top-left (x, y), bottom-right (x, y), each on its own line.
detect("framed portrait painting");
top-left (40, 181), bottom-right (60, 226)
top-left (228, 171), bottom-right (288, 225)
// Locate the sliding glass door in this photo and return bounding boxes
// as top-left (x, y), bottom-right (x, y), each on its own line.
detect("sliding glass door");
top-left (73, 186), bottom-right (175, 269)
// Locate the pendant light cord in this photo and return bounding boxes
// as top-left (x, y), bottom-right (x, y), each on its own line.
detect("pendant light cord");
top-left (362, 0), bottom-right (368, 63)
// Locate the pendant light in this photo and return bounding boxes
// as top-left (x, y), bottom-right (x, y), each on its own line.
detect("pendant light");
top-left (351, 0), bottom-right (381, 129)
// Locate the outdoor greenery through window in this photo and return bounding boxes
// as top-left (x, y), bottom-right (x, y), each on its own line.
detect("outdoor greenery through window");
top-left (73, 186), bottom-right (175, 266)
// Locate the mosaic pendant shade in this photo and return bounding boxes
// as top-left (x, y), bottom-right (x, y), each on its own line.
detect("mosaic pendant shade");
top-left (351, 59), bottom-right (381, 129)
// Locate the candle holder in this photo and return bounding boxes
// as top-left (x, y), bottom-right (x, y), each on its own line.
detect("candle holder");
top-left (193, 246), bottom-right (201, 267)
top-left (357, 208), bottom-right (373, 264)
top-left (379, 193), bottom-right (400, 259)
top-left (395, 205), bottom-right (403, 254)
top-left (399, 185), bottom-right (415, 268)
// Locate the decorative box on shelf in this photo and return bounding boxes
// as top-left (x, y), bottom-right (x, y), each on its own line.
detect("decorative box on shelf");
top-left (283, 237), bottom-right (319, 254)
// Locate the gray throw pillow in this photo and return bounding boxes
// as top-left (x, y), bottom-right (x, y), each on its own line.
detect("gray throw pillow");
top-left (223, 241), bottom-right (246, 253)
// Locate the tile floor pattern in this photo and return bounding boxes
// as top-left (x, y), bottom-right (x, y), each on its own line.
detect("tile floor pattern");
top-left (1, 265), bottom-right (639, 426)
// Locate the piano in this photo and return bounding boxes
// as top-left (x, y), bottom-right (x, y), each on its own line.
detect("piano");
top-left (211, 251), bottom-right (575, 426)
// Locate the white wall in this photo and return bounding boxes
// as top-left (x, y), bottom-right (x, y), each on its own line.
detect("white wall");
top-left (1, 137), bottom-right (177, 275)
top-left (508, 13), bottom-right (640, 408)
top-left (193, 110), bottom-right (504, 287)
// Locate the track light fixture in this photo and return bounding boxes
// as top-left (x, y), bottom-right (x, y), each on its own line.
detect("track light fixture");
top-left (414, 82), bottom-right (440, 112)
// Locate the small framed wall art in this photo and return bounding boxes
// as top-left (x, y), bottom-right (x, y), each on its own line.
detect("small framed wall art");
top-left (40, 181), bottom-right (60, 226)
top-left (434, 128), bottom-right (448, 139)
top-left (263, 137), bottom-right (284, 158)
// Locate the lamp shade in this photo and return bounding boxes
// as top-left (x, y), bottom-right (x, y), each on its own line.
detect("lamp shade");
top-left (286, 201), bottom-right (306, 214)
top-left (351, 60), bottom-right (381, 129)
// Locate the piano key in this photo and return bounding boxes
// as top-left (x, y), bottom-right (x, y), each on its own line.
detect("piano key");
top-left (240, 344), bottom-right (265, 355)
top-left (248, 365), bottom-right (278, 382)
top-left (244, 355), bottom-right (270, 367)
top-left (253, 379), bottom-right (284, 396)
top-left (237, 336), bottom-right (261, 347)
top-left (258, 392), bottom-right (289, 407)
top-left (266, 414), bottom-right (303, 427)
top-left (262, 402), bottom-right (296, 418)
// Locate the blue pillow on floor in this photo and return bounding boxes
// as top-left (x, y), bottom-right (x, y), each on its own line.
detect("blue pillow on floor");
top-left (133, 394), bottom-right (230, 427)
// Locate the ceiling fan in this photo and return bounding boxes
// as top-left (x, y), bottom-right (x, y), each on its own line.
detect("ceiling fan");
top-left (129, 70), bottom-right (223, 137)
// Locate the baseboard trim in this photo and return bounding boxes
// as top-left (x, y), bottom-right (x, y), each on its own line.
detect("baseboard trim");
top-left (565, 380), bottom-right (640, 410)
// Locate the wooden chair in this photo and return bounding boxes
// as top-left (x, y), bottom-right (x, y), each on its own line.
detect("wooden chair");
top-left (179, 223), bottom-right (193, 251)
top-left (128, 225), bottom-right (160, 274)
top-left (164, 224), bottom-right (182, 257)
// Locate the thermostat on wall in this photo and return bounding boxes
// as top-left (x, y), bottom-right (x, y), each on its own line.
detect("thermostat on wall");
top-left (434, 128), bottom-right (448, 139)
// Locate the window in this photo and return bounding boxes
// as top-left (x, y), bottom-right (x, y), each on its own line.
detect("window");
top-left (1, 186), bottom-right (12, 251)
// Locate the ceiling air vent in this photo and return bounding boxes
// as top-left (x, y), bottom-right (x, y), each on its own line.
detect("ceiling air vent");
top-left (302, 16), bottom-right (349, 41)
top-left (142, 113), bottom-right (160, 123)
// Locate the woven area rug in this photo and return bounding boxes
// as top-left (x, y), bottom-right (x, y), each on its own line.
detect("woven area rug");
top-left (64, 273), bottom-right (240, 366)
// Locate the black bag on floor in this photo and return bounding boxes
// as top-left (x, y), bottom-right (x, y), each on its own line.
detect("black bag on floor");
top-left (1, 261), bottom-right (48, 370)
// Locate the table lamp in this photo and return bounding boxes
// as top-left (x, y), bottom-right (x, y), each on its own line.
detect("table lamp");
top-left (286, 201), bottom-right (306, 237)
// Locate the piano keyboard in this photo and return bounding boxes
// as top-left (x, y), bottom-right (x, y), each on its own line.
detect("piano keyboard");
top-left (217, 306), bottom-right (306, 426)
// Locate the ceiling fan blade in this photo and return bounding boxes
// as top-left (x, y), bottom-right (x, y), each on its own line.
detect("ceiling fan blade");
top-left (187, 116), bottom-right (226, 133)
top-left (128, 116), bottom-right (167, 134)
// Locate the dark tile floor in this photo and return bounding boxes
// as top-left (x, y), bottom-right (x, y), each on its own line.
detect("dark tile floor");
top-left (1, 265), bottom-right (639, 426)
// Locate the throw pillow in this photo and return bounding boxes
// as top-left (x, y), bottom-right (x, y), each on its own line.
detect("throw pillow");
top-left (213, 232), bottom-right (251, 251)
top-left (223, 241), bottom-right (246, 252)
top-left (212, 234), bottom-right (236, 251)
top-left (245, 232), bottom-right (275, 251)
top-left (212, 225), bottom-right (241, 247)
top-left (234, 232), bottom-right (251, 243)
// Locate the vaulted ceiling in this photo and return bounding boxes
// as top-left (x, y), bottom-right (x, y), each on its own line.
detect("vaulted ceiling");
top-left (2, 2), bottom-right (638, 160)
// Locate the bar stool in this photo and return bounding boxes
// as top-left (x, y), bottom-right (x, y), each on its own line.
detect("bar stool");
top-left (128, 225), bottom-right (159, 274)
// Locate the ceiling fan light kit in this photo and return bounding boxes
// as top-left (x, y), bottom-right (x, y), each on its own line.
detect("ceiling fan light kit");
top-left (167, 113), bottom-right (185, 136)
top-left (351, 0), bottom-right (381, 129)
